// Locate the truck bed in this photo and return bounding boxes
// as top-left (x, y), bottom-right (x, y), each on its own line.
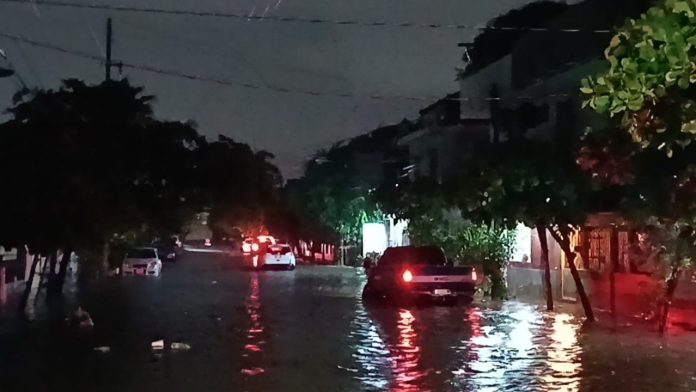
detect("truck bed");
top-left (407, 265), bottom-right (476, 297)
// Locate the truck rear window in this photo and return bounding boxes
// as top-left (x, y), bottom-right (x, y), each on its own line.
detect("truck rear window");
top-left (379, 246), bottom-right (446, 266)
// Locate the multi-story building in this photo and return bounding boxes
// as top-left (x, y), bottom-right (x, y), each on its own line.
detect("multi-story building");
top-left (396, 0), bottom-right (689, 317)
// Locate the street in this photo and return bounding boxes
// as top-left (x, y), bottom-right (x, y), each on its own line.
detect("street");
top-left (2, 250), bottom-right (696, 392)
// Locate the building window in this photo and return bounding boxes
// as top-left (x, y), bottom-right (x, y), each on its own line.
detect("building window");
top-left (571, 228), bottom-right (611, 272)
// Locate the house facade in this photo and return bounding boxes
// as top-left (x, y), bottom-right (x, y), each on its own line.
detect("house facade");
top-left (394, 0), bottom-right (686, 317)
top-left (0, 246), bottom-right (29, 305)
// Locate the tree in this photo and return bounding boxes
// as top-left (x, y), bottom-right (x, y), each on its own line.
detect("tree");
top-left (582, 0), bottom-right (696, 332)
top-left (448, 140), bottom-right (603, 321)
top-left (0, 79), bottom-right (205, 303)
top-left (376, 179), bottom-right (515, 300)
top-left (288, 146), bottom-right (384, 265)
top-left (582, 0), bottom-right (696, 155)
top-left (196, 136), bottom-right (282, 240)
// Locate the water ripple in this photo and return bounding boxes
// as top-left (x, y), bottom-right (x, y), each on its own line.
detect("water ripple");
top-left (349, 301), bottom-right (583, 391)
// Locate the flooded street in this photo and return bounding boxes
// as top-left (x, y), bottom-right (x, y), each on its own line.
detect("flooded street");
top-left (2, 250), bottom-right (696, 391)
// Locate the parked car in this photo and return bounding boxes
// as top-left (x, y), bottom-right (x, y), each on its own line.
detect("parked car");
top-left (241, 235), bottom-right (276, 255)
top-left (122, 247), bottom-right (162, 276)
top-left (261, 244), bottom-right (296, 270)
top-left (241, 238), bottom-right (260, 255)
top-left (362, 246), bottom-right (476, 304)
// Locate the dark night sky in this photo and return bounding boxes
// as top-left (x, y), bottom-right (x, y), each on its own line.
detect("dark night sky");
top-left (0, 0), bottom-right (537, 177)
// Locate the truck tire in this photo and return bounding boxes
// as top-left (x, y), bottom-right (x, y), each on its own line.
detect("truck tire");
top-left (362, 283), bottom-right (380, 303)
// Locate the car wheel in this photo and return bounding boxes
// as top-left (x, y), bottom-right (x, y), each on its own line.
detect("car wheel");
top-left (288, 264), bottom-right (295, 271)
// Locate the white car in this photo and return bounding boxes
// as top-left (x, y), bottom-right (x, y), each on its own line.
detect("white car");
top-left (262, 244), bottom-right (296, 270)
top-left (122, 247), bottom-right (162, 276)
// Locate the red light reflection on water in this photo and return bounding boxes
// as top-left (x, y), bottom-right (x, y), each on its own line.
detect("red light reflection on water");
top-left (389, 309), bottom-right (427, 392)
top-left (468, 308), bottom-right (483, 339)
top-left (241, 273), bottom-right (266, 377)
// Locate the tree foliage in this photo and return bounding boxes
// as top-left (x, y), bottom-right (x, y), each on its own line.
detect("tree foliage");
top-left (0, 79), bottom-right (203, 254)
top-left (444, 140), bottom-right (602, 318)
top-left (294, 147), bottom-right (383, 247)
top-left (198, 136), bottom-right (281, 239)
top-left (583, 0), bottom-right (696, 155)
top-left (376, 179), bottom-right (515, 299)
top-left (582, 0), bottom-right (696, 330)
top-left (0, 79), bottom-right (280, 298)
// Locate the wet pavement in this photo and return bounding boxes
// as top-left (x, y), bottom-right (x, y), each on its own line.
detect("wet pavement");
top-left (2, 250), bottom-right (696, 391)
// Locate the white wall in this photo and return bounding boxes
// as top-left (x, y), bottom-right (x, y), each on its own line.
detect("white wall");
top-left (459, 55), bottom-right (513, 120)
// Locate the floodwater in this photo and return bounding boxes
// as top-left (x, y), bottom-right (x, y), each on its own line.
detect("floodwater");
top-left (1, 250), bottom-right (696, 391)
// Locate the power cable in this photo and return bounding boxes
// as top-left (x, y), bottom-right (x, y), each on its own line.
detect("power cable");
top-left (0, 31), bottom-right (576, 103)
top-left (0, 0), bottom-right (614, 34)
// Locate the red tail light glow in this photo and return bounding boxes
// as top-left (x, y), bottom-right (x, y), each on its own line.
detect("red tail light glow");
top-left (242, 244), bottom-right (251, 253)
top-left (251, 243), bottom-right (259, 252)
top-left (471, 269), bottom-right (477, 281)
top-left (402, 269), bottom-right (413, 283)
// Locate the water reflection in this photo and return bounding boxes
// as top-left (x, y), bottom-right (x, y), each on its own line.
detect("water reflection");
top-left (241, 272), bottom-right (266, 377)
top-left (353, 301), bottom-right (584, 391)
top-left (391, 309), bottom-right (427, 392)
top-left (542, 314), bottom-right (582, 392)
top-left (350, 305), bottom-right (391, 390)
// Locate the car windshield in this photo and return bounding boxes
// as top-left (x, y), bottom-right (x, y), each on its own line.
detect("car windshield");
top-left (126, 248), bottom-right (156, 259)
top-left (379, 246), bottom-right (446, 266)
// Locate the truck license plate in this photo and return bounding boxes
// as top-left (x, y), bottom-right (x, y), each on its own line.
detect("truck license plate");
top-left (434, 289), bottom-right (451, 296)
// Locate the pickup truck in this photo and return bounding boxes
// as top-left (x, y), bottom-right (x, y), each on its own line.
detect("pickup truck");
top-left (362, 246), bottom-right (477, 304)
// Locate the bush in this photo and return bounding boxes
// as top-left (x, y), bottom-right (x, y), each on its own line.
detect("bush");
top-left (408, 213), bottom-right (515, 299)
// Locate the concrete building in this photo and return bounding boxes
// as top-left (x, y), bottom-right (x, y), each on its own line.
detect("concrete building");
top-left (398, 92), bottom-right (489, 182)
top-left (395, 0), bottom-right (679, 317)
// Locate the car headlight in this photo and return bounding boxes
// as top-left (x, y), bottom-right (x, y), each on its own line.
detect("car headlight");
top-left (149, 261), bottom-right (158, 267)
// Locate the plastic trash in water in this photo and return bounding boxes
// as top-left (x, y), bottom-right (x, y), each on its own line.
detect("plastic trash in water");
top-left (171, 342), bottom-right (191, 351)
top-left (74, 306), bottom-right (94, 330)
top-left (241, 368), bottom-right (265, 376)
top-left (93, 346), bottom-right (111, 354)
top-left (151, 339), bottom-right (165, 350)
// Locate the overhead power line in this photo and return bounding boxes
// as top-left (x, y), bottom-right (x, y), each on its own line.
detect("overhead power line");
top-left (0, 31), bottom-right (575, 103)
top-left (0, 0), bottom-right (613, 34)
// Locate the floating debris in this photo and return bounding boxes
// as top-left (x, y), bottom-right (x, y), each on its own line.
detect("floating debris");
top-left (93, 346), bottom-right (111, 354)
top-left (73, 306), bottom-right (94, 330)
top-left (171, 342), bottom-right (191, 351)
top-left (151, 339), bottom-right (165, 351)
top-left (336, 365), bottom-right (358, 373)
top-left (241, 368), bottom-right (265, 376)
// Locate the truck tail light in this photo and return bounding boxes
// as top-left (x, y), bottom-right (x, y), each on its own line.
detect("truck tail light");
top-left (251, 243), bottom-right (259, 252)
top-left (242, 243), bottom-right (251, 253)
top-left (471, 269), bottom-right (477, 281)
top-left (402, 269), bottom-right (413, 283)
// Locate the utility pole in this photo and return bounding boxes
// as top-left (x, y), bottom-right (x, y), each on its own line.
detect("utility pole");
top-left (105, 17), bottom-right (112, 81)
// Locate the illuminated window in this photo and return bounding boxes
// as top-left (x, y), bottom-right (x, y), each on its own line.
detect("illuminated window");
top-left (363, 222), bottom-right (387, 257)
top-left (512, 223), bottom-right (532, 263)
